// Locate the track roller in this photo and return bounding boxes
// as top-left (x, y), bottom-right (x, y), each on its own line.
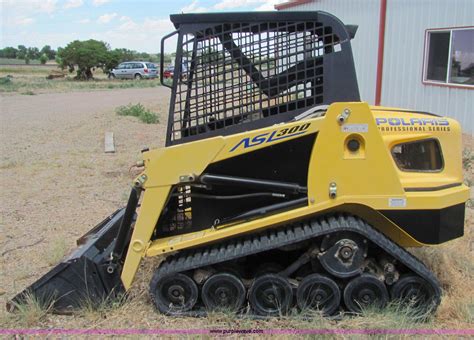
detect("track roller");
top-left (343, 274), bottom-right (389, 313)
top-left (296, 274), bottom-right (341, 315)
top-left (201, 272), bottom-right (246, 312)
top-left (150, 273), bottom-right (198, 315)
top-left (249, 274), bottom-right (293, 316)
top-left (391, 274), bottom-right (437, 311)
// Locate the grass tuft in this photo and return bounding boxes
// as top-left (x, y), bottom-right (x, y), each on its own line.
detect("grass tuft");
top-left (116, 103), bottom-right (159, 124)
top-left (8, 290), bottom-right (54, 327)
top-left (327, 301), bottom-right (434, 333)
top-left (79, 291), bottom-right (130, 321)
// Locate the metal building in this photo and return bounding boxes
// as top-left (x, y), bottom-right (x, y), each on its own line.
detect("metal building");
top-left (276, 0), bottom-right (473, 133)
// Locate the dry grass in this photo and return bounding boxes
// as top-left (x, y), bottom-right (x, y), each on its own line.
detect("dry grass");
top-left (2, 291), bottom-right (54, 328)
top-left (0, 65), bottom-right (161, 94)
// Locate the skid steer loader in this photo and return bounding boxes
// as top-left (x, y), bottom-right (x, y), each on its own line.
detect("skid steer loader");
top-left (9, 11), bottom-right (469, 317)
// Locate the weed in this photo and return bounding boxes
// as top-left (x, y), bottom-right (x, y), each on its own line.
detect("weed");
top-left (7, 290), bottom-right (54, 327)
top-left (22, 90), bottom-right (35, 95)
top-left (116, 103), bottom-right (159, 124)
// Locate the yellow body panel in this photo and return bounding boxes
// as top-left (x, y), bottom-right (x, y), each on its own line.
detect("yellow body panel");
top-left (121, 102), bottom-right (469, 290)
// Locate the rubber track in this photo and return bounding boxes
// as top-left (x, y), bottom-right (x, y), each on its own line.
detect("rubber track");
top-left (152, 214), bottom-right (441, 306)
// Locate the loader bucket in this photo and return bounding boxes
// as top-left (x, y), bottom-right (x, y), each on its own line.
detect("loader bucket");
top-left (7, 208), bottom-right (126, 313)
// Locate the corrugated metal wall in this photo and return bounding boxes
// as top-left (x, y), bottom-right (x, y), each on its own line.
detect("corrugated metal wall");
top-left (382, 0), bottom-right (473, 133)
top-left (283, 0), bottom-right (381, 103)
top-left (282, 0), bottom-right (473, 133)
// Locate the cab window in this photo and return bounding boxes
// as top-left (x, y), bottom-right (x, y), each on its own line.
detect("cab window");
top-left (392, 139), bottom-right (443, 172)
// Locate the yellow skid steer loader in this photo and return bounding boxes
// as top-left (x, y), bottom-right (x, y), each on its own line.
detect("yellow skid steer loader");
top-left (9, 11), bottom-right (469, 317)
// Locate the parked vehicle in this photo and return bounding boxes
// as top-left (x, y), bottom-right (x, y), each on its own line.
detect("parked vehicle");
top-left (109, 61), bottom-right (157, 79)
top-left (163, 63), bottom-right (188, 80)
top-left (163, 65), bottom-right (174, 79)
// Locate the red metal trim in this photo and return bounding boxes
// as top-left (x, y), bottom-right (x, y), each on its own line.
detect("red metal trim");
top-left (421, 26), bottom-right (474, 90)
top-left (275, 0), bottom-right (314, 10)
top-left (375, 0), bottom-right (387, 106)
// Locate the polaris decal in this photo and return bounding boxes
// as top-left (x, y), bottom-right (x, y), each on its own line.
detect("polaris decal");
top-left (376, 117), bottom-right (450, 132)
top-left (230, 123), bottom-right (311, 152)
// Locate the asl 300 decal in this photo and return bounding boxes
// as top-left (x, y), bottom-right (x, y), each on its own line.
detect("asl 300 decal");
top-left (230, 123), bottom-right (311, 152)
top-left (376, 117), bottom-right (450, 132)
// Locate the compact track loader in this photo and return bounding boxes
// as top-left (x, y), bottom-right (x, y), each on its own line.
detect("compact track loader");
top-left (10, 11), bottom-right (469, 317)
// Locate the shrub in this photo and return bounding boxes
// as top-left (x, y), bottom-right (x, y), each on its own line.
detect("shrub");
top-left (39, 53), bottom-right (48, 65)
top-left (0, 77), bottom-right (12, 85)
top-left (116, 103), bottom-right (159, 124)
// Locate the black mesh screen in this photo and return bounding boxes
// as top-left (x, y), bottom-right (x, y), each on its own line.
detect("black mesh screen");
top-left (168, 21), bottom-right (340, 143)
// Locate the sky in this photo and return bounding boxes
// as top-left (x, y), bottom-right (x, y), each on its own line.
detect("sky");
top-left (0, 0), bottom-right (284, 53)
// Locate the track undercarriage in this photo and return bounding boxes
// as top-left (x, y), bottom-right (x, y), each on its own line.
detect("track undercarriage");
top-left (150, 215), bottom-right (441, 317)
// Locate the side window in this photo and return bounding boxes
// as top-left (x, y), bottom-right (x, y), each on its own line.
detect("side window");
top-left (423, 28), bottom-right (474, 87)
top-left (135, 63), bottom-right (144, 69)
top-left (117, 64), bottom-right (125, 69)
top-left (392, 139), bottom-right (443, 172)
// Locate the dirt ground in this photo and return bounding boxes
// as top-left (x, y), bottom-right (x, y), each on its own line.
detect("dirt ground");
top-left (0, 88), bottom-right (472, 334)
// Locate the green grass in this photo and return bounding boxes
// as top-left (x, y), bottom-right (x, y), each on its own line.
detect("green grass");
top-left (116, 103), bottom-right (159, 124)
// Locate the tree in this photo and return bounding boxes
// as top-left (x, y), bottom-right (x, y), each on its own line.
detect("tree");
top-left (0, 47), bottom-right (18, 58)
top-left (104, 48), bottom-right (145, 73)
top-left (39, 53), bottom-right (48, 65)
top-left (17, 45), bottom-right (27, 59)
top-left (104, 49), bottom-right (122, 73)
top-left (55, 47), bottom-right (63, 65)
top-left (40, 45), bottom-right (56, 60)
top-left (58, 40), bottom-right (109, 80)
top-left (27, 47), bottom-right (40, 60)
